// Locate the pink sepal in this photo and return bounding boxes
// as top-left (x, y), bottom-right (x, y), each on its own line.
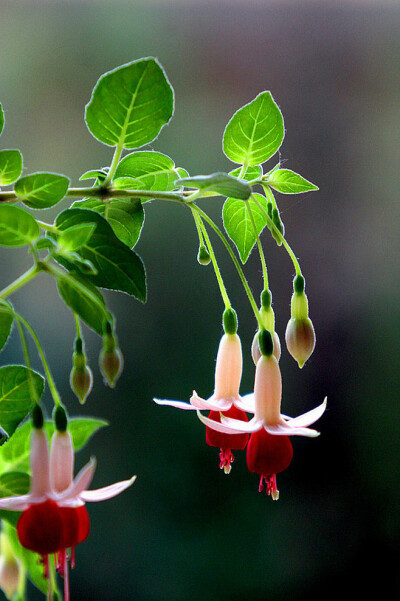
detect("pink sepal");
top-left (80, 475), bottom-right (136, 502)
top-left (196, 410), bottom-right (262, 434)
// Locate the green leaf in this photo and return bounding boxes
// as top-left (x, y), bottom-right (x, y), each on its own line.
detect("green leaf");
top-left (0, 301), bottom-right (14, 352)
top-left (0, 150), bottom-right (23, 185)
top-left (177, 172), bottom-right (252, 200)
top-left (0, 471), bottom-right (30, 498)
top-left (0, 104), bottom-right (4, 136)
top-left (85, 57), bottom-right (174, 149)
top-left (0, 205), bottom-right (40, 247)
top-left (114, 151), bottom-right (179, 194)
top-left (266, 168), bottom-right (319, 194)
top-left (55, 208), bottom-right (147, 301)
top-left (72, 197), bottom-right (144, 248)
top-left (0, 417), bottom-right (107, 473)
top-left (58, 223), bottom-right (96, 252)
top-left (223, 92), bottom-right (284, 166)
top-left (222, 192), bottom-right (269, 263)
top-left (57, 272), bottom-right (109, 335)
top-left (14, 172), bottom-right (70, 209)
top-left (0, 366), bottom-right (44, 437)
top-left (79, 168), bottom-right (108, 183)
top-left (229, 165), bottom-right (262, 181)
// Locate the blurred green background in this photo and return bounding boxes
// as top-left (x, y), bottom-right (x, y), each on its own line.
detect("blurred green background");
top-left (0, 1), bottom-right (399, 599)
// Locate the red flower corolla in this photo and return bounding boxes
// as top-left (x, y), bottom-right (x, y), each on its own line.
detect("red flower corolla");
top-left (246, 429), bottom-right (293, 500)
top-left (0, 419), bottom-right (136, 600)
top-left (154, 333), bottom-right (251, 473)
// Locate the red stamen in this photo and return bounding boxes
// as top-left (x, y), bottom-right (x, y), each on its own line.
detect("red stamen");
top-left (219, 449), bottom-right (235, 474)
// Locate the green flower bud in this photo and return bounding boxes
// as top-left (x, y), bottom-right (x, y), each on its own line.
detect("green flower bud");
top-left (0, 553), bottom-right (19, 600)
top-left (223, 308), bottom-right (238, 335)
top-left (70, 337), bottom-right (93, 404)
top-left (285, 317), bottom-right (316, 368)
top-left (70, 364), bottom-right (93, 404)
top-left (99, 346), bottom-right (124, 388)
top-left (197, 245), bottom-right (211, 265)
top-left (251, 330), bottom-right (281, 364)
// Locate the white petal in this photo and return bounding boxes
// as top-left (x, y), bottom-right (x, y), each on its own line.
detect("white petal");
top-left (264, 423), bottom-right (320, 437)
top-left (57, 457), bottom-right (97, 502)
top-left (0, 494), bottom-right (33, 511)
top-left (234, 394), bottom-right (255, 413)
top-left (196, 410), bottom-right (261, 434)
top-left (220, 414), bottom-right (264, 433)
top-left (153, 398), bottom-right (196, 410)
top-left (80, 476), bottom-right (136, 502)
top-left (285, 398), bottom-right (327, 428)
top-left (190, 392), bottom-right (232, 411)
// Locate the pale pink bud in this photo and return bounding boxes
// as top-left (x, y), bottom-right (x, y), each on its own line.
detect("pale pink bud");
top-left (251, 330), bottom-right (281, 364)
top-left (213, 333), bottom-right (243, 398)
top-left (0, 556), bottom-right (19, 600)
top-left (285, 317), bottom-right (316, 368)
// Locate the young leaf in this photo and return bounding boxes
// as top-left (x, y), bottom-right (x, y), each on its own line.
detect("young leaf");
top-left (266, 168), bottom-right (319, 194)
top-left (55, 208), bottom-right (147, 301)
top-left (223, 92), bottom-right (284, 166)
top-left (0, 301), bottom-right (14, 352)
top-left (0, 149), bottom-right (23, 185)
top-left (0, 104), bottom-right (4, 136)
top-left (0, 366), bottom-right (45, 437)
top-left (0, 205), bottom-right (40, 247)
top-left (79, 168), bottom-right (109, 183)
top-left (72, 198), bottom-right (144, 248)
top-left (176, 172), bottom-right (252, 200)
top-left (0, 417), bottom-right (108, 473)
top-left (58, 223), bottom-right (96, 252)
top-left (229, 165), bottom-right (262, 181)
top-left (85, 57), bottom-right (174, 149)
top-left (114, 151), bottom-right (179, 193)
top-left (57, 272), bottom-right (109, 335)
top-left (222, 192), bottom-right (269, 263)
top-left (14, 172), bottom-right (70, 209)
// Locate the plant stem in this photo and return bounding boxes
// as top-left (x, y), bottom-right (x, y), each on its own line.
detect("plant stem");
top-left (14, 312), bottom-right (63, 407)
top-left (252, 194), bottom-right (302, 276)
top-left (102, 142), bottom-right (124, 188)
top-left (0, 263), bottom-right (42, 299)
top-left (246, 197), bottom-right (269, 290)
top-left (192, 205), bottom-right (264, 330)
top-left (193, 209), bottom-right (231, 311)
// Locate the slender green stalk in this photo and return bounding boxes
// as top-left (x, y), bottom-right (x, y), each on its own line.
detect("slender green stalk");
top-left (191, 209), bottom-right (205, 247)
top-left (194, 210), bottom-right (231, 310)
top-left (246, 197), bottom-right (269, 290)
top-left (0, 263), bottom-right (42, 300)
top-left (252, 194), bottom-right (302, 276)
top-left (74, 312), bottom-right (82, 339)
top-left (14, 312), bottom-right (62, 407)
top-left (102, 142), bottom-right (124, 188)
top-left (192, 205), bottom-right (264, 330)
top-left (15, 317), bottom-right (40, 404)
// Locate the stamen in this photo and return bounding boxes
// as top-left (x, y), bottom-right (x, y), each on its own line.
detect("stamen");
top-left (258, 474), bottom-right (279, 500)
top-left (42, 554), bottom-right (49, 580)
top-left (70, 547), bottom-right (75, 570)
top-left (64, 554), bottom-right (70, 601)
top-left (219, 449), bottom-right (234, 474)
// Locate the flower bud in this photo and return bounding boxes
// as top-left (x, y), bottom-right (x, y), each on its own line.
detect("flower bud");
top-left (197, 245), bottom-right (211, 265)
top-left (251, 330), bottom-right (281, 364)
top-left (0, 530), bottom-right (19, 601)
top-left (70, 337), bottom-right (93, 404)
top-left (99, 346), bottom-right (124, 388)
top-left (285, 317), bottom-right (315, 368)
top-left (0, 555), bottom-right (19, 600)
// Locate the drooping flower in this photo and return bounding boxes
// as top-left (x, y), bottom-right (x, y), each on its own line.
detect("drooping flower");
top-left (0, 405), bottom-right (136, 599)
top-left (154, 324), bottom-right (251, 473)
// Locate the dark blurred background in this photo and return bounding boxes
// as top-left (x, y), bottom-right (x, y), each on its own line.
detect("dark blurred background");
top-left (0, 1), bottom-right (399, 600)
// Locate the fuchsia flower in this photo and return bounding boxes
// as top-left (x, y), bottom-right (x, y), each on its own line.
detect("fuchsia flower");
top-left (197, 348), bottom-right (326, 498)
top-left (0, 406), bottom-right (136, 600)
top-left (154, 333), bottom-right (251, 473)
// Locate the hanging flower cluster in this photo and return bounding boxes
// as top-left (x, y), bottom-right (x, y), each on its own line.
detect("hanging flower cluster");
top-left (155, 299), bottom-right (326, 500)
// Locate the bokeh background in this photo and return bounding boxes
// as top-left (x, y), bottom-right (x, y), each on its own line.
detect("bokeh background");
top-left (0, 1), bottom-right (399, 599)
